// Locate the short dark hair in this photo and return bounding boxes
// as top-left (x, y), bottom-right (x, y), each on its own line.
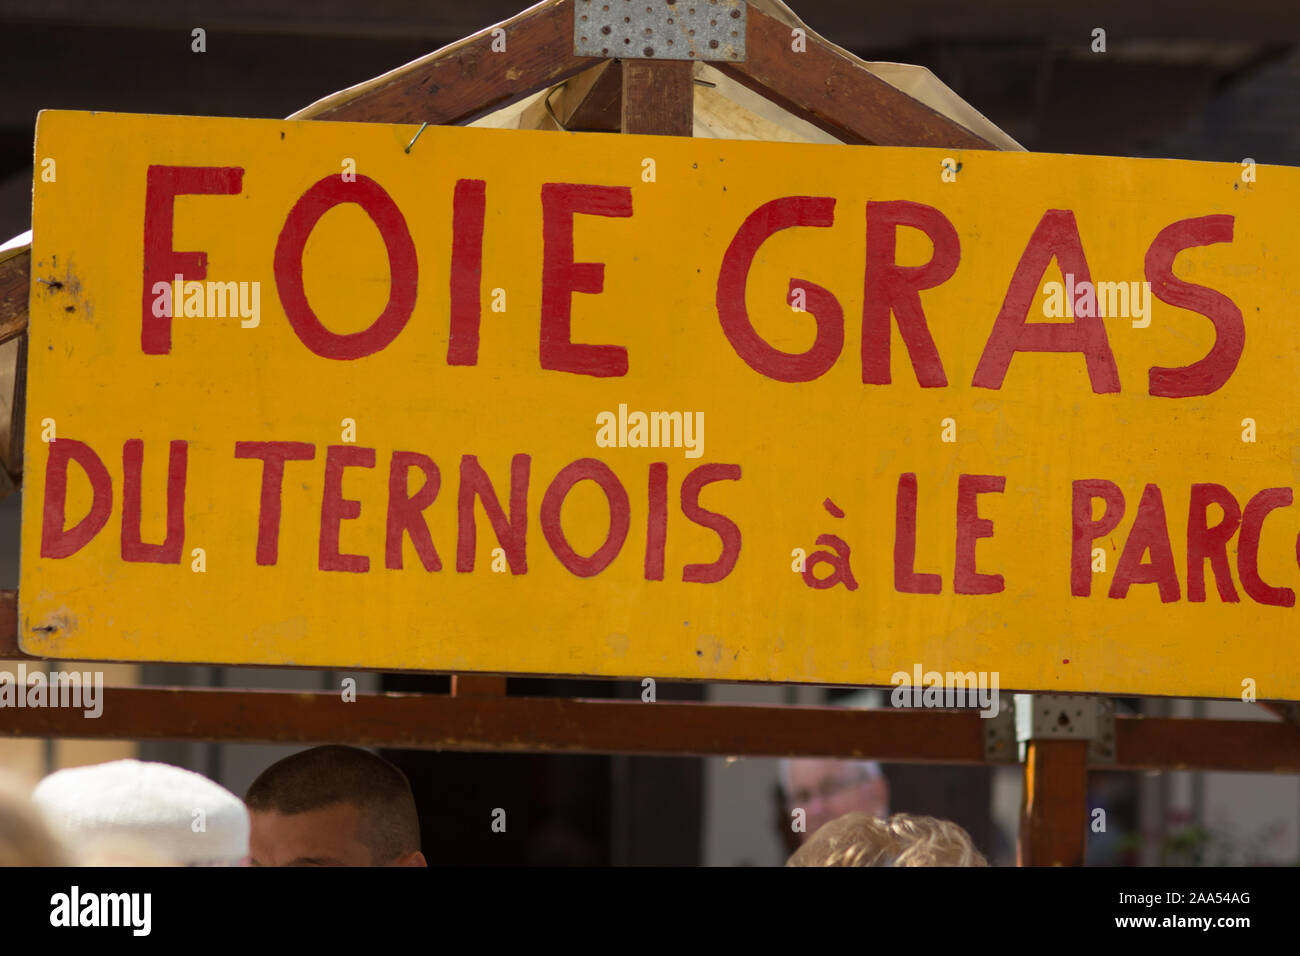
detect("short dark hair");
top-left (245, 746), bottom-right (421, 864)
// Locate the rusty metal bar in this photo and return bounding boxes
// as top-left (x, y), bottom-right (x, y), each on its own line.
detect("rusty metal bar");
top-left (0, 686), bottom-right (1295, 772)
top-left (0, 687), bottom-right (988, 760)
top-left (450, 675), bottom-right (507, 697)
top-left (1259, 701), bottom-right (1300, 726)
top-left (1112, 714), bottom-right (1300, 772)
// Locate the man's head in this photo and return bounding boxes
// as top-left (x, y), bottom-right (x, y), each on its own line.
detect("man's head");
top-left (245, 745), bottom-right (425, 867)
top-left (786, 812), bottom-right (988, 867)
top-left (780, 758), bottom-right (889, 841)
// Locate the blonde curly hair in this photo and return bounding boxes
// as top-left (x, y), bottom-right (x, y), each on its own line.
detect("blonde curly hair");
top-left (786, 812), bottom-right (988, 867)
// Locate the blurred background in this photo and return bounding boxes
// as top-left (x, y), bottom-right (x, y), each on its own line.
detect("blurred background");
top-left (0, 0), bottom-right (1297, 865)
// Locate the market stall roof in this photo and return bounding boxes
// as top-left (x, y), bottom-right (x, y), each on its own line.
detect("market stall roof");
top-left (300, 0), bottom-right (1021, 149)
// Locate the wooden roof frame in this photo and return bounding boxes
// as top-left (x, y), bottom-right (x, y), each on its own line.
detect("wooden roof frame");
top-left (2, 0), bottom-right (1296, 868)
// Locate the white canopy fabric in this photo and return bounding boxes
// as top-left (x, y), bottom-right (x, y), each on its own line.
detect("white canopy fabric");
top-left (0, 230), bottom-right (30, 257)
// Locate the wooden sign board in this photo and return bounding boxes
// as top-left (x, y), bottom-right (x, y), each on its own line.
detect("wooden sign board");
top-left (21, 110), bottom-right (1300, 698)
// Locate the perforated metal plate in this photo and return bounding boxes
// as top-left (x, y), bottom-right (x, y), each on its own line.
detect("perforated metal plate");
top-left (1013, 694), bottom-right (1116, 765)
top-left (574, 0), bottom-right (746, 61)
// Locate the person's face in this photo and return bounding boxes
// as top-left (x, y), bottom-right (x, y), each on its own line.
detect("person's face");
top-left (249, 802), bottom-right (425, 867)
top-left (788, 760), bottom-right (889, 839)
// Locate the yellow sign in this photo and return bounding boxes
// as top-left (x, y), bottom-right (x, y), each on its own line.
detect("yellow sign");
top-left (22, 109), bottom-right (1300, 699)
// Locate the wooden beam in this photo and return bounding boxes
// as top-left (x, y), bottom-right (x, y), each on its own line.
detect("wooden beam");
top-left (1018, 739), bottom-right (1088, 866)
top-left (4, 332), bottom-right (26, 479)
top-left (621, 59), bottom-right (694, 136)
top-left (560, 60), bottom-right (623, 131)
top-left (0, 686), bottom-right (994, 761)
top-left (450, 675), bottom-right (508, 697)
top-left (1113, 714), bottom-right (1300, 772)
top-left (1, 685), bottom-right (1298, 772)
top-left (716, 3), bottom-right (996, 149)
top-left (1259, 701), bottom-right (1300, 726)
top-left (0, 241), bottom-right (25, 484)
top-left (0, 247), bottom-right (29, 347)
top-left (293, 0), bottom-right (595, 126)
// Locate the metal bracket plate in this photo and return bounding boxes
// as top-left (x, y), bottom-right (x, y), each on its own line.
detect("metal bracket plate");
top-left (983, 695), bottom-right (1017, 763)
top-left (574, 0), bottom-right (746, 61)
top-left (1014, 694), bottom-right (1116, 765)
top-left (1089, 697), bottom-right (1116, 765)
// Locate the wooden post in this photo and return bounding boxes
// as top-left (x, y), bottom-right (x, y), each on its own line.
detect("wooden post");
top-left (0, 243), bottom-right (29, 346)
top-left (621, 59), bottom-right (694, 136)
top-left (557, 62), bottom-right (623, 131)
top-left (1018, 739), bottom-right (1088, 866)
top-left (616, 51), bottom-right (702, 864)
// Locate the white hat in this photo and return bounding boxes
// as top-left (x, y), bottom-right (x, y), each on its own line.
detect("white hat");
top-left (33, 759), bottom-right (249, 865)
